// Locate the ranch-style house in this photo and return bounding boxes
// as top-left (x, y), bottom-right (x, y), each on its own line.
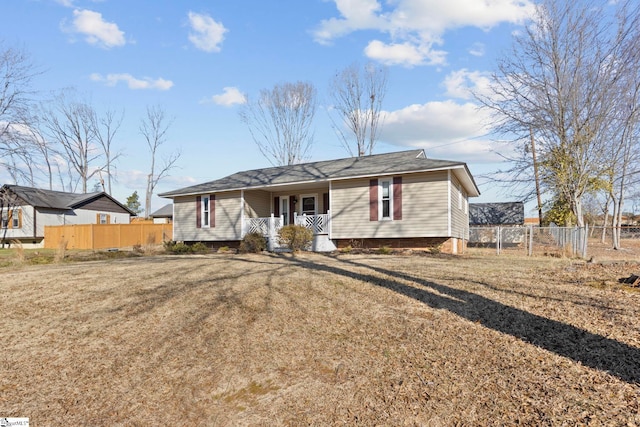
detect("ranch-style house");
top-left (159, 149), bottom-right (480, 254)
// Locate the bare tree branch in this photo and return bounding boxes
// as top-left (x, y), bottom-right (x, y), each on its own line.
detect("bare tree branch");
top-left (40, 89), bottom-right (103, 193)
top-left (240, 81), bottom-right (317, 166)
top-left (329, 62), bottom-right (387, 157)
top-left (140, 105), bottom-right (179, 217)
top-left (477, 0), bottom-right (640, 228)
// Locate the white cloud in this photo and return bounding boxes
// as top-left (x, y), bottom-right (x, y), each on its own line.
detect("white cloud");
top-left (379, 100), bottom-right (502, 161)
top-left (66, 9), bottom-right (126, 48)
top-left (202, 87), bottom-right (246, 106)
top-left (365, 40), bottom-right (446, 67)
top-left (313, 0), bottom-right (534, 66)
top-left (55, 0), bottom-right (75, 7)
top-left (443, 69), bottom-right (492, 100)
top-left (468, 42), bottom-right (485, 57)
top-left (90, 73), bottom-right (174, 90)
top-left (187, 11), bottom-right (227, 53)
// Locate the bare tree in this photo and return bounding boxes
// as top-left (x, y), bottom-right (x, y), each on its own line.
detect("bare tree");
top-left (94, 108), bottom-right (124, 195)
top-left (140, 105), bottom-right (180, 217)
top-left (0, 184), bottom-right (22, 248)
top-left (606, 69), bottom-right (640, 248)
top-left (240, 81), bottom-right (317, 166)
top-left (0, 42), bottom-right (40, 182)
top-left (329, 62), bottom-right (388, 157)
top-left (478, 0), bottom-right (640, 228)
top-left (40, 90), bottom-right (102, 193)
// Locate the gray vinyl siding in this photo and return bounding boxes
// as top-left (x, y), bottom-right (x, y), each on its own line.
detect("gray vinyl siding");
top-left (450, 175), bottom-right (469, 239)
top-left (244, 190), bottom-right (271, 218)
top-left (173, 192), bottom-right (242, 241)
top-left (36, 208), bottom-right (130, 235)
top-left (331, 171), bottom-right (450, 239)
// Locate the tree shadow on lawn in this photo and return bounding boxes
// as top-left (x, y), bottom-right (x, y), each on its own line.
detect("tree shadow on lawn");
top-left (278, 255), bottom-right (640, 385)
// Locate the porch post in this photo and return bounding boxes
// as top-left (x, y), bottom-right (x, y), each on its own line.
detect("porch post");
top-left (327, 209), bottom-right (332, 239)
top-left (268, 213), bottom-right (275, 252)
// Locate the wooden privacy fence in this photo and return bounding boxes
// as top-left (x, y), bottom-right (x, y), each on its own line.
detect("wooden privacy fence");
top-left (44, 223), bottom-right (173, 250)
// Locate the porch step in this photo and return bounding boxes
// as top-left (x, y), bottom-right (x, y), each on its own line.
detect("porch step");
top-left (311, 235), bottom-right (337, 252)
top-left (267, 235), bottom-right (337, 252)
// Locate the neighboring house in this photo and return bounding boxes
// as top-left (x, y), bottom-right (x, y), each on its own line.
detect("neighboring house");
top-left (150, 204), bottom-right (173, 224)
top-left (469, 202), bottom-right (525, 246)
top-left (469, 202), bottom-right (525, 226)
top-left (159, 149), bottom-right (480, 254)
top-left (0, 184), bottom-right (135, 247)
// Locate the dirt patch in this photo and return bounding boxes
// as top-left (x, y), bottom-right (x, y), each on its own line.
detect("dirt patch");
top-left (1, 253), bottom-right (639, 425)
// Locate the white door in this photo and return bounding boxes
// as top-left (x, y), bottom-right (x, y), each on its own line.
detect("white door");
top-left (281, 196), bottom-right (290, 225)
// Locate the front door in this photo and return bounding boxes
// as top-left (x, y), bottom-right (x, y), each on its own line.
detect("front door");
top-left (281, 196), bottom-right (290, 225)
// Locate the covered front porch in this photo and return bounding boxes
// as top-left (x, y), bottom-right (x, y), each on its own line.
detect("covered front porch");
top-left (238, 183), bottom-right (334, 251)
top-left (242, 211), bottom-right (335, 252)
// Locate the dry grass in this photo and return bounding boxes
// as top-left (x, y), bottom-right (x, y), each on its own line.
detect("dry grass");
top-left (1, 252), bottom-right (639, 425)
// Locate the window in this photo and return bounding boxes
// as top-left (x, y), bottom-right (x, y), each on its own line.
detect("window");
top-left (202, 196), bottom-right (210, 227)
top-left (1, 211), bottom-right (8, 229)
top-left (99, 213), bottom-right (108, 224)
top-left (11, 210), bottom-right (20, 229)
top-left (458, 186), bottom-right (463, 210)
top-left (301, 196), bottom-right (316, 216)
top-left (370, 177), bottom-right (402, 222)
top-left (379, 179), bottom-right (393, 219)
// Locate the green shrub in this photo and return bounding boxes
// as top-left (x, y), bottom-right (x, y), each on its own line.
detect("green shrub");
top-left (163, 240), bottom-right (192, 254)
top-left (341, 245), bottom-right (352, 254)
top-left (278, 225), bottom-right (313, 253)
top-left (191, 242), bottom-right (210, 253)
top-left (240, 232), bottom-right (266, 253)
top-left (377, 246), bottom-right (392, 255)
top-left (429, 244), bottom-right (442, 255)
top-left (217, 246), bottom-right (230, 253)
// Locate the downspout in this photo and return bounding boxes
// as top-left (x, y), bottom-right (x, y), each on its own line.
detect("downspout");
top-left (328, 181), bottom-right (333, 240)
top-left (240, 190), bottom-right (245, 239)
top-left (171, 202), bottom-right (175, 242)
top-left (447, 171), bottom-right (452, 237)
top-left (33, 206), bottom-right (37, 241)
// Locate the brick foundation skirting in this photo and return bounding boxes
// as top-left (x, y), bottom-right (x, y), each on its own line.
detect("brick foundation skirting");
top-left (334, 237), bottom-right (465, 254)
top-left (184, 240), bottom-right (241, 249)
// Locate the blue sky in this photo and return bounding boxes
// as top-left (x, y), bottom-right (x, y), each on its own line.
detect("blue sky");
top-left (2, 0), bottom-right (537, 214)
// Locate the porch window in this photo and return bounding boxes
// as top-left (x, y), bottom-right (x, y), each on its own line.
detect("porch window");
top-left (12, 211), bottom-right (19, 229)
top-left (301, 196), bottom-right (316, 216)
top-left (1, 211), bottom-right (8, 229)
top-left (202, 196), bottom-right (210, 228)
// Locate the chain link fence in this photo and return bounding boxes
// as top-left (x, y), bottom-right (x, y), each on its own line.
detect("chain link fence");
top-left (467, 225), bottom-right (640, 259)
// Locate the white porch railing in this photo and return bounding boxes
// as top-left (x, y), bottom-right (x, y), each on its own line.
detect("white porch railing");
top-left (243, 211), bottom-right (333, 252)
top-left (243, 212), bottom-right (330, 238)
top-left (294, 213), bottom-right (329, 235)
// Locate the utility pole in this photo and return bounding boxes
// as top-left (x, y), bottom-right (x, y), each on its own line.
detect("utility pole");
top-left (530, 127), bottom-right (543, 226)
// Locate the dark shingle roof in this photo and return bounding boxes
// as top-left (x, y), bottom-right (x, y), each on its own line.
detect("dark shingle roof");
top-left (150, 203), bottom-right (173, 218)
top-left (3, 184), bottom-right (136, 215)
top-left (469, 202), bottom-right (525, 226)
top-left (160, 149), bottom-right (480, 197)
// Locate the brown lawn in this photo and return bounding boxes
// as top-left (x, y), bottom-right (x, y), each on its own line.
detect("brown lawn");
top-left (1, 252), bottom-right (639, 425)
